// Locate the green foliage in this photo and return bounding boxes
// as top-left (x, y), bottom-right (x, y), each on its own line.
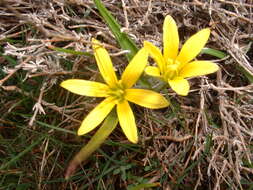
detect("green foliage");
top-left (201, 47), bottom-right (227, 59)
top-left (93, 0), bottom-right (138, 61)
top-left (237, 66), bottom-right (253, 83)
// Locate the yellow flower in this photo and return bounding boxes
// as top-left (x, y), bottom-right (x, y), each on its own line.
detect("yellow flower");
top-left (144, 15), bottom-right (219, 96)
top-left (61, 39), bottom-right (169, 143)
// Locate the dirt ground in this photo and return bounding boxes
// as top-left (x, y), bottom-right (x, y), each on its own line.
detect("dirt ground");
top-left (0, 0), bottom-right (253, 189)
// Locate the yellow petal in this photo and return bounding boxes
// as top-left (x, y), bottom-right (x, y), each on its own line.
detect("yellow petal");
top-left (168, 77), bottom-right (190, 96)
top-left (125, 89), bottom-right (169, 109)
top-left (180, 61), bottom-right (219, 78)
top-left (61, 79), bottom-right (109, 97)
top-left (117, 100), bottom-right (138, 143)
top-left (144, 41), bottom-right (166, 73)
top-left (177, 28), bottom-right (210, 65)
top-left (145, 66), bottom-right (161, 78)
top-left (121, 48), bottom-right (148, 88)
top-left (163, 15), bottom-right (179, 60)
top-left (78, 97), bottom-right (116, 135)
top-left (92, 38), bottom-right (118, 87)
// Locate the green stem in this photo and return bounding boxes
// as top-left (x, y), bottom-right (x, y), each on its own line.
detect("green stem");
top-left (65, 109), bottom-right (118, 179)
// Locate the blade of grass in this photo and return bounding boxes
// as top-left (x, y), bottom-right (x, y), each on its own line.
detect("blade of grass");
top-left (36, 120), bottom-right (76, 135)
top-left (175, 135), bottom-right (213, 187)
top-left (93, 0), bottom-right (138, 60)
top-left (237, 66), bottom-right (253, 83)
top-left (105, 140), bottom-right (142, 153)
top-left (0, 136), bottom-right (45, 170)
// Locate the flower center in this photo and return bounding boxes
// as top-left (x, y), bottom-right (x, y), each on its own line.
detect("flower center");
top-left (164, 59), bottom-right (180, 80)
top-left (107, 81), bottom-right (125, 103)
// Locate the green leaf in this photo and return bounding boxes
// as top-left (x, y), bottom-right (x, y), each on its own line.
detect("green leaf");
top-left (237, 66), bottom-right (253, 83)
top-left (201, 47), bottom-right (227, 59)
top-left (65, 109), bottom-right (118, 179)
top-left (93, 0), bottom-right (138, 60)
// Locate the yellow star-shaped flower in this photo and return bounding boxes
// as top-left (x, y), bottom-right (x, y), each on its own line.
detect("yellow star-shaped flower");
top-left (61, 39), bottom-right (169, 143)
top-left (144, 15), bottom-right (219, 96)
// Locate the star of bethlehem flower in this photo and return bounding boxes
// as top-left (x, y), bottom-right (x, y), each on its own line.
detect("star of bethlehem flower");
top-left (61, 39), bottom-right (169, 143)
top-left (144, 15), bottom-right (219, 96)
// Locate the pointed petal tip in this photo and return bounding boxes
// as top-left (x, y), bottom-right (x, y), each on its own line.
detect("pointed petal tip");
top-left (164, 15), bottom-right (173, 20)
top-left (60, 80), bottom-right (73, 91)
top-left (130, 137), bottom-right (138, 144)
top-left (162, 101), bottom-right (170, 107)
top-left (60, 81), bottom-right (65, 88)
top-left (143, 40), bottom-right (150, 47)
top-left (201, 28), bottom-right (211, 38)
top-left (164, 15), bottom-right (177, 27)
top-left (77, 128), bottom-right (85, 136)
top-left (92, 38), bottom-right (99, 43)
top-left (60, 80), bottom-right (71, 88)
top-left (203, 27), bottom-right (211, 33)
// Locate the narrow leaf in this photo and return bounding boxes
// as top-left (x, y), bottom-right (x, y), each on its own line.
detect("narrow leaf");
top-left (237, 66), bottom-right (253, 83)
top-left (201, 47), bottom-right (227, 59)
top-left (65, 109), bottom-right (118, 179)
top-left (93, 0), bottom-right (138, 60)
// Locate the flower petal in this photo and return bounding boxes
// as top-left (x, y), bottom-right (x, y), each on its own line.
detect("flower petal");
top-left (180, 61), bottom-right (219, 78)
top-left (163, 15), bottom-right (179, 60)
top-left (78, 97), bottom-right (116, 135)
top-left (117, 100), bottom-right (138, 143)
top-left (61, 79), bottom-right (109, 97)
top-left (144, 41), bottom-right (166, 73)
top-left (121, 48), bottom-right (148, 88)
top-left (168, 77), bottom-right (190, 96)
top-left (145, 66), bottom-right (161, 77)
top-left (177, 28), bottom-right (210, 65)
top-left (125, 89), bottom-right (169, 109)
top-left (92, 38), bottom-right (118, 87)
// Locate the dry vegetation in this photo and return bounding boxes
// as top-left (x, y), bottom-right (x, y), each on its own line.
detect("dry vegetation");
top-left (0, 0), bottom-right (253, 189)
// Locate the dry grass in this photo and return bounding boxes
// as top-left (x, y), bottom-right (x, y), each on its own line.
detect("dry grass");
top-left (0, 0), bottom-right (253, 189)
